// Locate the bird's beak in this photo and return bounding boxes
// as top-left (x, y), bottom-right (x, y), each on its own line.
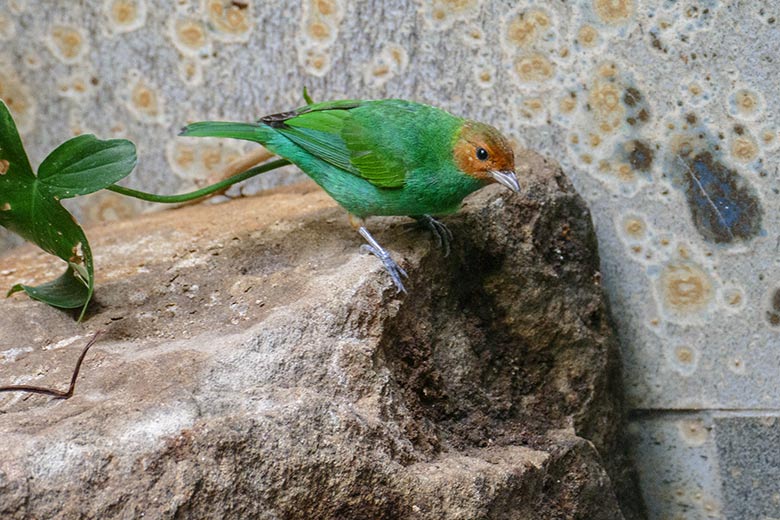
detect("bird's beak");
top-left (490, 170), bottom-right (520, 192)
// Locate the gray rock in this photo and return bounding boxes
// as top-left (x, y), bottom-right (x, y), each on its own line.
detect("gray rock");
top-left (0, 149), bottom-right (642, 519)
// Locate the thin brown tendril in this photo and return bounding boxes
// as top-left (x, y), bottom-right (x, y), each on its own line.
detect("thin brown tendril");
top-left (0, 330), bottom-right (102, 400)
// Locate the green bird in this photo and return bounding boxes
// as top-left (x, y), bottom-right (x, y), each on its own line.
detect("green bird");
top-left (180, 99), bottom-right (519, 293)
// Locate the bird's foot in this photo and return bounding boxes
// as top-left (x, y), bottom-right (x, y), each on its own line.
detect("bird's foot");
top-left (358, 226), bottom-right (408, 294)
top-left (414, 215), bottom-right (453, 257)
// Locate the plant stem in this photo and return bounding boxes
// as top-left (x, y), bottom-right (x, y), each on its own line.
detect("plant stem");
top-left (0, 331), bottom-right (102, 399)
top-left (105, 158), bottom-right (291, 203)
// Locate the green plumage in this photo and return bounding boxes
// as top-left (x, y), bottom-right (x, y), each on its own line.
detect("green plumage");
top-left (181, 99), bottom-right (484, 218)
top-left (181, 98), bottom-right (519, 293)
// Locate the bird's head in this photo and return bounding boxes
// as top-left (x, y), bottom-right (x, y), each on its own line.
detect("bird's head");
top-left (453, 121), bottom-right (520, 192)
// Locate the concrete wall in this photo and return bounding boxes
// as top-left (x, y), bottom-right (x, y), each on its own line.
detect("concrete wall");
top-left (1, 1), bottom-right (778, 517)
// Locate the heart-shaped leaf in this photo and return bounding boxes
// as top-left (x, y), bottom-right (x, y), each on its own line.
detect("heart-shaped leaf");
top-left (0, 100), bottom-right (136, 319)
top-left (38, 134), bottom-right (137, 198)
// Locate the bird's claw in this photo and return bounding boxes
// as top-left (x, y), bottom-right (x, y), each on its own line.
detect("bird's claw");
top-left (416, 215), bottom-right (453, 257)
top-left (358, 226), bottom-right (408, 294)
top-left (360, 244), bottom-right (408, 294)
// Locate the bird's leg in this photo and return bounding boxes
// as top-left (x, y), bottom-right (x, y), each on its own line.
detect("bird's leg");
top-left (412, 215), bottom-right (453, 258)
top-left (349, 215), bottom-right (408, 294)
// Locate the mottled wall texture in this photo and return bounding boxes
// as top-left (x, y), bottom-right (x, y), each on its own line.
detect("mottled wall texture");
top-left (1, 0), bottom-right (778, 518)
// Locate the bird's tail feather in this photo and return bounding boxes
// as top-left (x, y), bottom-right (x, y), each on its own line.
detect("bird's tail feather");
top-left (179, 121), bottom-right (267, 143)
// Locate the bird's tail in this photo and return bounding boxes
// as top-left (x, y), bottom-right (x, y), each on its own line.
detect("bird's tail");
top-left (179, 121), bottom-right (268, 143)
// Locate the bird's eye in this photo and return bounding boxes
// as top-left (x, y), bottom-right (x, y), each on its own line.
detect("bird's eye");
top-left (476, 147), bottom-right (489, 161)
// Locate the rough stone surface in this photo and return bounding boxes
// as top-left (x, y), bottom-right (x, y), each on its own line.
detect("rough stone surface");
top-left (2, 2), bottom-right (779, 515)
top-left (714, 415), bottom-right (780, 520)
top-left (0, 150), bottom-right (642, 519)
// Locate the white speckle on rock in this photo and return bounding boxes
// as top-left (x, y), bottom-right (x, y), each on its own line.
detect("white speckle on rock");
top-left (43, 335), bottom-right (85, 351)
top-left (172, 255), bottom-right (208, 270)
top-left (0, 346), bottom-right (33, 364)
top-left (118, 405), bottom-right (197, 447)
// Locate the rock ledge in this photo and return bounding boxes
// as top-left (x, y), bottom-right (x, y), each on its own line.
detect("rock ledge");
top-left (0, 150), bottom-right (642, 519)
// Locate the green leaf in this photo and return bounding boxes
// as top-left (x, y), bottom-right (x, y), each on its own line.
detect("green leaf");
top-left (0, 100), bottom-right (136, 319)
top-left (38, 134), bottom-right (137, 199)
top-left (0, 100), bottom-right (34, 180)
top-left (9, 264), bottom-right (91, 309)
top-left (302, 86), bottom-right (314, 105)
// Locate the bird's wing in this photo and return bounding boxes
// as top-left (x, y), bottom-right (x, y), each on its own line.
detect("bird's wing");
top-left (261, 101), bottom-right (409, 189)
